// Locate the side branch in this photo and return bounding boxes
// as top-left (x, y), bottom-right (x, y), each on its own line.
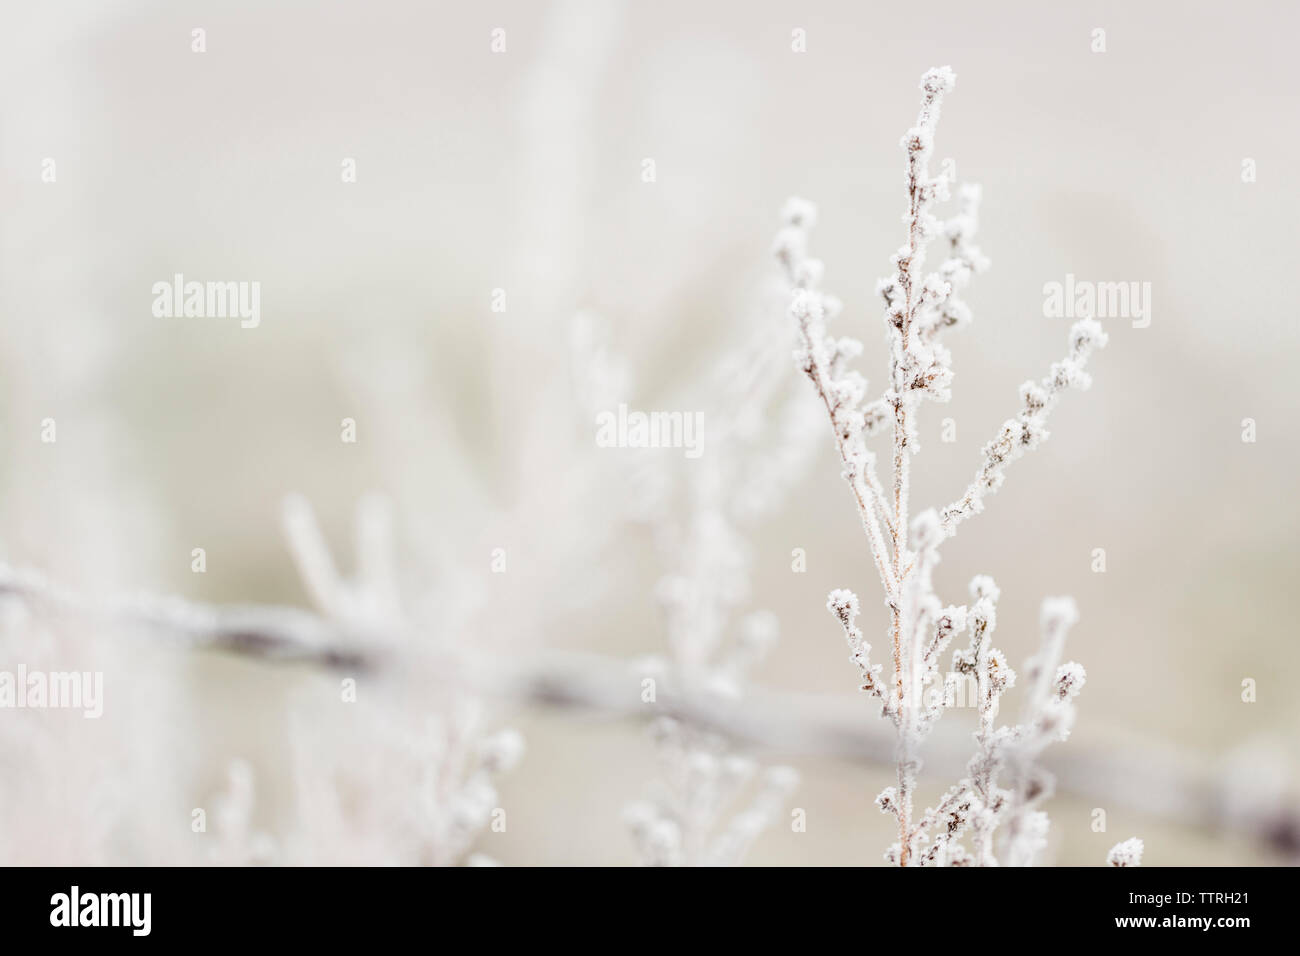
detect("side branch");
top-left (940, 318), bottom-right (1108, 537)
top-left (776, 201), bottom-right (897, 596)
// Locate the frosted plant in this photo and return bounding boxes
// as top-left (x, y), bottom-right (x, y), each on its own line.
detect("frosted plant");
top-left (779, 67), bottom-right (1110, 866)
top-left (1107, 837), bottom-right (1144, 867)
top-left (619, 266), bottom-right (818, 866)
top-left (936, 589), bottom-right (1087, 866)
top-left (621, 398), bottom-right (806, 867)
top-left (207, 760), bottom-right (275, 866)
top-left (397, 713), bottom-right (525, 867)
top-left (279, 494), bottom-right (524, 866)
top-left (625, 718), bottom-right (799, 867)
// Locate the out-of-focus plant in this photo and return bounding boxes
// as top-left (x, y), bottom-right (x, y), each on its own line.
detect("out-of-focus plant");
top-left (277, 494), bottom-right (525, 867)
top-left (618, 263), bottom-right (819, 866)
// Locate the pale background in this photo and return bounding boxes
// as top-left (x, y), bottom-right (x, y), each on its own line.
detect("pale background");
top-left (1, 0), bottom-right (1297, 865)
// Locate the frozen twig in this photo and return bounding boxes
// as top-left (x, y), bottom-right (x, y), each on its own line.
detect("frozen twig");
top-left (939, 319), bottom-right (1108, 537)
top-left (0, 562), bottom-right (372, 670)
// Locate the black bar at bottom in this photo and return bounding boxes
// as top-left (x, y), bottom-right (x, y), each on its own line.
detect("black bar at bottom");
top-left (0, 865), bottom-right (1278, 942)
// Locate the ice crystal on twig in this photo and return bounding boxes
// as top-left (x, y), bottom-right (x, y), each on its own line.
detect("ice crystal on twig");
top-left (1107, 837), bottom-right (1145, 867)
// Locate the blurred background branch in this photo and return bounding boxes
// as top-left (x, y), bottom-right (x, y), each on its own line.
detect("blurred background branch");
top-left (4, 561), bottom-right (1293, 861)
